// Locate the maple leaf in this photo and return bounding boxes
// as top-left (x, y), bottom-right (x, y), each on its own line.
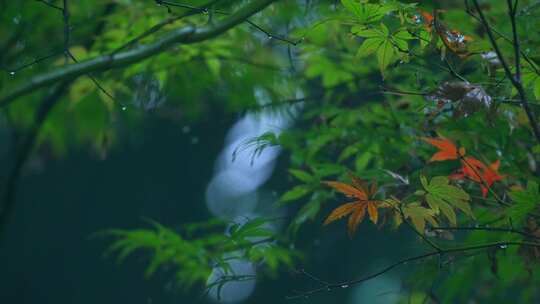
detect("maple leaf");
top-left (323, 175), bottom-right (384, 237)
top-left (385, 198), bottom-right (438, 233)
top-left (451, 157), bottom-right (505, 197)
top-left (422, 136), bottom-right (466, 162)
top-left (413, 9), bottom-right (434, 32)
top-left (420, 176), bottom-right (473, 225)
top-left (416, 9), bottom-right (472, 57)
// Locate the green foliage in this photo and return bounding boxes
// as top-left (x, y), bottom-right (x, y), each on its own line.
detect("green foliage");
top-left (508, 181), bottom-right (540, 225)
top-left (420, 175), bottom-right (473, 225)
top-left (106, 221), bottom-right (215, 289)
top-left (3, 0), bottom-right (540, 302)
top-left (104, 218), bottom-right (299, 291)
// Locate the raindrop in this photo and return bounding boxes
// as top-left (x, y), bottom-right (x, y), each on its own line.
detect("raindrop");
top-left (340, 284), bottom-right (349, 289)
top-left (267, 36), bottom-right (273, 40)
top-left (182, 126), bottom-right (191, 134)
top-left (499, 244), bottom-right (508, 249)
top-left (202, 8), bottom-right (209, 15)
top-left (121, 105), bottom-right (127, 111)
top-left (9, 71), bottom-right (15, 76)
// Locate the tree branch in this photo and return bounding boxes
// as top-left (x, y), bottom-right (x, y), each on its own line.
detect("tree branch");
top-left (0, 81), bottom-right (72, 238)
top-left (286, 241), bottom-right (540, 300)
top-left (471, 0), bottom-right (540, 147)
top-left (432, 226), bottom-right (540, 241)
top-left (0, 0), bottom-right (277, 107)
top-left (63, 0), bottom-right (70, 62)
top-left (0, 3), bottom-right (118, 238)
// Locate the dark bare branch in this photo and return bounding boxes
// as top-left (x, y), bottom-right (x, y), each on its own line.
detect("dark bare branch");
top-left (471, 0), bottom-right (540, 147)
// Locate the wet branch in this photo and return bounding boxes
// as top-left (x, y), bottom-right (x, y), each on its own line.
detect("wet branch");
top-left (470, 0), bottom-right (540, 147)
top-left (0, 0), bottom-right (277, 107)
top-left (286, 240), bottom-right (540, 300)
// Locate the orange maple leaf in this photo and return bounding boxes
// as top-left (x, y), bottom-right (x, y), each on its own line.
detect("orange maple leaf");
top-left (432, 11), bottom-right (472, 57)
top-left (413, 9), bottom-right (434, 32)
top-left (450, 157), bottom-right (505, 197)
top-left (422, 136), bottom-right (466, 162)
top-left (323, 175), bottom-right (384, 237)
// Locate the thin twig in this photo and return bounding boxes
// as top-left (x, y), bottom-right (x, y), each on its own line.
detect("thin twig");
top-left (465, 1), bottom-right (539, 75)
top-left (471, 0), bottom-right (540, 146)
top-left (4, 50), bottom-right (63, 74)
top-left (156, 0), bottom-right (301, 45)
top-left (432, 226), bottom-right (540, 241)
top-left (63, 0), bottom-right (70, 62)
top-left (66, 51), bottom-right (126, 109)
top-left (397, 205), bottom-right (442, 252)
top-left (0, 0), bottom-right (278, 107)
top-left (35, 0), bottom-right (63, 11)
top-left (286, 240), bottom-right (540, 299)
top-left (113, 0), bottom-right (223, 53)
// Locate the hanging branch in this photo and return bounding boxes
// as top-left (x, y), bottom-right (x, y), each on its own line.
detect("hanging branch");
top-left (0, 0), bottom-right (277, 108)
top-left (285, 240), bottom-right (540, 300)
top-left (470, 0), bottom-right (540, 147)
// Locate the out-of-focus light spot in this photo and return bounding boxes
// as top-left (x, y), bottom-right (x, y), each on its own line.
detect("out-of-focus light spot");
top-left (205, 170), bottom-right (259, 218)
top-left (206, 259), bottom-right (256, 303)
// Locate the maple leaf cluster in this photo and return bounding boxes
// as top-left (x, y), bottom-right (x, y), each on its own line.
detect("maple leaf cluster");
top-left (423, 136), bottom-right (505, 197)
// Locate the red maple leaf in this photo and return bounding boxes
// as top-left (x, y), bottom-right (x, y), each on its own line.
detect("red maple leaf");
top-left (450, 157), bottom-right (505, 197)
top-left (422, 136), bottom-right (466, 162)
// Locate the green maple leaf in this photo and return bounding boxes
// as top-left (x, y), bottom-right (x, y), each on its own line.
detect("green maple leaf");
top-left (420, 176), bottom-right (473, 225)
